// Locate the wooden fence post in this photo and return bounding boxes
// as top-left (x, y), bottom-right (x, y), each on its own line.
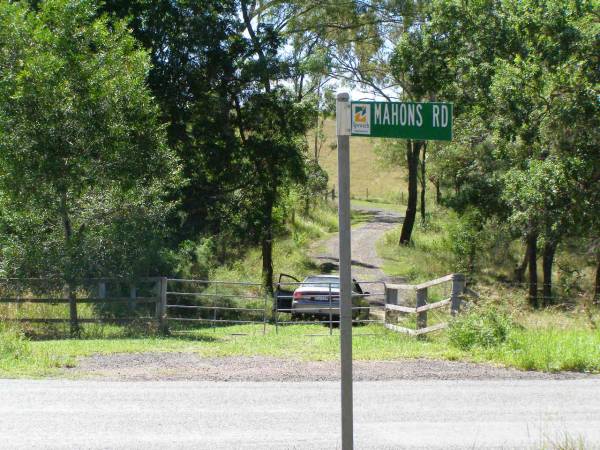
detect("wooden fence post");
top-left (66, 283), bottom-right (79, 337)
top-left (156, 277), bottom-right (168, 334)
top-left (416, 287), bottom-right (428, 332)
top-left (385, 287), bottom-right (398, 306)
top-left (98, 281), bottom-right (106, 300)
top-left (450, 274), bottom-right (465, 316)
top-left (154, 279), bottom-right (160, 327)
top-left (129, 285), bottom-right (137, 313)
top-left (384, 287), bottom-right (397, 326)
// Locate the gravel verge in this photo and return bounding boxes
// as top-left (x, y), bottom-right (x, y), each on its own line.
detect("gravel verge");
top-left (66, 353), bottom-right (597, 381)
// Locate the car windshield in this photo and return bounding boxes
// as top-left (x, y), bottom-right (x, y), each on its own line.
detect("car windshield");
top-left (302, 276), bottom-right (340, 289)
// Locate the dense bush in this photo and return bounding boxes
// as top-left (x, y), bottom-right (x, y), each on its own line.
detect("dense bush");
top-left (448, 307), bottom-right (516, 350)
top-left (0, 0), bottom-right (179, 282)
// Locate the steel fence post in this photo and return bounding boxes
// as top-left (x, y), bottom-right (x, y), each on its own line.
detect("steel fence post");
top-left (329, 283), bottom-right (333, 336)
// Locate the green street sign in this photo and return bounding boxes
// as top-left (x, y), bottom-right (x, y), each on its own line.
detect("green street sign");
top-left (351, 101), bottom-right (452, 141)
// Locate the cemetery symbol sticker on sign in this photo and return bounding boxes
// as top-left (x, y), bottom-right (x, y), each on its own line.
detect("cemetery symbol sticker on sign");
top-left (350, 101), bottom-right (453, 141)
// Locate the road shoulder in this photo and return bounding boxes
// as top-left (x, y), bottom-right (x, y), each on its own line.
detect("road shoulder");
top-left (64, 353), bottom-right (597, 382)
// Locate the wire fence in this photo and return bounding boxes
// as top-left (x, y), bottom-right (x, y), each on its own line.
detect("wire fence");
top-left (0, 277), bottom-right (162, 335)
top-left (166, 278), bottom-right (269, 334)
top-left (464, 277), bottom-right (598, 306)
top-left (165, 278), bottom-right (387, 336)
top-left (2, 274), bottom-right (595, 337)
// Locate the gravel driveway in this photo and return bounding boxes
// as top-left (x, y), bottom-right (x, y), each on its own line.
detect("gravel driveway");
top-left (66, 353), bottom-right (595, 381)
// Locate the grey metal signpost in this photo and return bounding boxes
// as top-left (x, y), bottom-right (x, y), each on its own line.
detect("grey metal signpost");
top-left (336, 93), bottom-right (452, 449)
top-left (336, 92), bottom-right (353, 450)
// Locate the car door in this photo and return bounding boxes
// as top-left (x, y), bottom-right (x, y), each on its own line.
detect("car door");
top-left (275, 273), bottom-right (301, 312)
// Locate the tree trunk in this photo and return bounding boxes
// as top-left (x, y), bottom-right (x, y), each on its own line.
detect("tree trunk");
top-left (261, 191), bottom-right (275, 297)
top-left (399, 140), bottom-right (420, 245)
top-left (514, 245), bottom-right (529, 283)
top-left (594, 252), bottom-right (599, 304)
top-left (542, 241), bottom-right (557, 307)
top-left (261, 235), bottom-right (273, 297)
top-left (60, 193), bottom-right (79, 336)
top-left (314, 83), bottom-right (321, 162)
top-left (314, 117), bottom-right (319, 161)
top-left (435, 179), bottom-right (441, 205)
top-left (420, 142), bottom-right (427, 223)
top-left (241, 1), bottom-right (271, 94)
top-left (527, 232), bottom-right (538, 309)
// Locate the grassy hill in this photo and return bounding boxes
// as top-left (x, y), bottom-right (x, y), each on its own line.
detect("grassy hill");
top-left (316, 119), bottom-right (407, 202)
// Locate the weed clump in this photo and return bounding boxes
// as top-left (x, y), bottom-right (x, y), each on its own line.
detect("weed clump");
top-left (448, 307), bottom-right (516, 350)
top-left (0, 324), bottom-right (31, 361)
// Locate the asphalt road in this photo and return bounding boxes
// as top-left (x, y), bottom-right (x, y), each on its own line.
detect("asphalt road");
top-left (2, 379), bottom-right (600, 449)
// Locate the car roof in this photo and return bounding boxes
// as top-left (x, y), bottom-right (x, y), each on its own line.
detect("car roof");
top-left (303, 274), bottom-right (339, 279)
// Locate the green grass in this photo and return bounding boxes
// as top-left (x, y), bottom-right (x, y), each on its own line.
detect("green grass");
top-left (0, 323), bottom-right (458, 377)
top-left (476, 327), bottom-right (600, 373)
top-left (377, 209), bottom-right (456, 283)
top-left (351, 198), bottom-right (406, 213)
top-left (535, 432), bottom-right (590, 450)
top-left (447, 306), bottom-right (600, 372)
top-left (2, 313), bottom-right (600, 378)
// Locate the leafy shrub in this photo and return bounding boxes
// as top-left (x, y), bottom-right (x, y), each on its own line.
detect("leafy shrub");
top-left (0, 325), bottom-right (30, 361)
top-left (448, 308), bottom-right (516, 350)
top-left (447, 208), bottom-right (487, 274)
top-left (168, 238), bottom-right (218, 280)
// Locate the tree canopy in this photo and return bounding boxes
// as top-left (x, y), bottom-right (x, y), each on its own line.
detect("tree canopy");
top-left (0, 0), bottom-right (180, 281)
top-left (0, 0), bottom-right (597, 307)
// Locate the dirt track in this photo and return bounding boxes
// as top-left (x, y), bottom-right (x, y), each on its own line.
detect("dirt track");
top-left (311, 207), bottom-right (404, 295)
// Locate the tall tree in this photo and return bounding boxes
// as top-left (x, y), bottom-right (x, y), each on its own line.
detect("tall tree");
top-left (237, 0), bottom-right (313, 293)
top-left (491, 0), bottom-right (599, 306)
top-left (0, 0), bottom-right (179, 334)
top-left (277, 1), bottom-right (428, 244)
top-left (101, 0), bottom-right (246, 241)
top-left (390, 0), bottom-right (599, 304)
